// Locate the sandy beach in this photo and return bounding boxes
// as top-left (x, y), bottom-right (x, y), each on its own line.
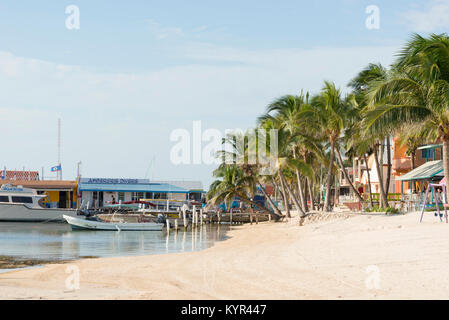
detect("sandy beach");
top-left (1, 211), bottom-right (449, 300)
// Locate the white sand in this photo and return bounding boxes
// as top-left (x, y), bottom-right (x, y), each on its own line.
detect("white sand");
top-left (1, 211), bottom-right (449, 300)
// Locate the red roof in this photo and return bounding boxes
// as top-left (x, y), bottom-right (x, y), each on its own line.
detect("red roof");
top-left (2, 170), bottom-right (39, 181)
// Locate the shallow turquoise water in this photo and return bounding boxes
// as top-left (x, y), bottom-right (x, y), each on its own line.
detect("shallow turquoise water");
top-left (0, 222), bottom-right (229, 262)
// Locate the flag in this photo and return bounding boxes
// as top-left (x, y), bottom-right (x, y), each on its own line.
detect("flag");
top-left (51, 165), bottom-right (62, 172)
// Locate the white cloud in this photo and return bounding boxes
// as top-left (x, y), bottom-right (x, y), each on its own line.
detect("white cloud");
top-left (146, 19), bottom-right (184, 40)
top-left (0, 43), bottom-right (399, 186)
top-left (402, 0), bottom-right (449, 32)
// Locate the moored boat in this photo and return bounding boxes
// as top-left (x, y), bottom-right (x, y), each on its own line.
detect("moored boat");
top-left (0, 184), bottom-right (79, 222)
top-left (63, 214), bottom-right (165, 231)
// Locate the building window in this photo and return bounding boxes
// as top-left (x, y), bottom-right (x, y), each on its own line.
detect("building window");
top-left (421, 149), bottom-right (435, 159)
top-left (153, 193), bottom-right (167, 199)
top-left (0, 196), bottom-right (9, 203)
top-left (132, 192), bottom-right (144, 201)
top-left (11, 196), bottom-right (33, 204)
top-left (145, 192), bottom-right (152, 199)
top-left (118, 192), bottom-right (125, 202)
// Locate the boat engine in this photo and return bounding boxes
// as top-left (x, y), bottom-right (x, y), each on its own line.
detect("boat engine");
top-left (156, 214), bottom-right (166, 224)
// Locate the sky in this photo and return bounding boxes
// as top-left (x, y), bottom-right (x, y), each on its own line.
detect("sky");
top-left (1, 0), bottom-right (448, 189)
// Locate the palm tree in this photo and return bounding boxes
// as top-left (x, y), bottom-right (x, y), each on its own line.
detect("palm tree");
top-left (217, 130), bottom-right (284, 219)
top-left (398, 125), bottom-right (428, 170)
top-left (207, 165), bottom-right (273, 216)
top-left (259, 94), bottom-right (323, 212)
top-left (258, 118), bottom-right (314, 218)
top-left (349, 63), bottom-right (390, 207)
top-left (364, 34), bottom-right (449, 201)
top-left (300, 81), bottom-right (352, 212)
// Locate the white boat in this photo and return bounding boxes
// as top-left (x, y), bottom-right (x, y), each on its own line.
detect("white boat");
top-left (0, 184), bottom-right (79, 222)
top-left (63, 214), bottom-right (165, 231)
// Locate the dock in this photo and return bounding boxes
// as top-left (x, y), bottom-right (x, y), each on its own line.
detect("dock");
top-left (97, 210), bottom-right (273, 231)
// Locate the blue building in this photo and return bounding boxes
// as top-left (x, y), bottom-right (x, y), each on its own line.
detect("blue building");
top-left (78, 178), bottom-right (204, 209)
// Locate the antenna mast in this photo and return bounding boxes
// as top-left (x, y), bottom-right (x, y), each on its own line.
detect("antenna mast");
top-left (58, 118), bottom-right (62, 180)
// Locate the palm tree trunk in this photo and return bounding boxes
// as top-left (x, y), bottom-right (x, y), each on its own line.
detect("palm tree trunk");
top-left (411, 150), bottom-right (416, 170)
top-left (280, 171), bottom-right (306, 217)
top-left (278, 174), bottom-right (291, 218)
top-left (443, 138), bottom-right (449, 203)
top-left (293, 150), bottom-right (307, 212)
top-left (364, 154), bottom-right (374, 208)
top-left (307, 178), bottom-right (314, 210)
top-left (257, 181), bottom-right (283, 218)
top-left (379, 140), bottom-right (385, 207)
top-left (324, 139), bottom-right (335, 212)
top-left (373, 143), bottom-right (389, 207)
top-left (386, 136), bottom-right (392, 197)
top-left (335, 146), bottom-right (364, 203)
top-left (296, 173), bottom-right (307, 212)
top-left (319, 165), bottom-right (323, 209)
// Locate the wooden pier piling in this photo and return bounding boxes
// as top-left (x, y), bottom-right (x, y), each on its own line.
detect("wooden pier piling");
top-left (182, 207), bottom-right (187, 229)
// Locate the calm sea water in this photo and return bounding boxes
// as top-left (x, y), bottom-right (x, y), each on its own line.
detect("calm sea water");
top-left (0, 222), bottom-right (229, 263)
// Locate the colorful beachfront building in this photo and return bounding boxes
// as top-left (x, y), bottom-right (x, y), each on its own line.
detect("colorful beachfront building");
top-left (338, 137), bottom-right (444, 201)
top-left (78, 178), bottom-right (204, 209)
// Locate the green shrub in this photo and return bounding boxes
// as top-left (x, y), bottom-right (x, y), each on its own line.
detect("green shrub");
top-left (365, 206), bottom-right (400, 214)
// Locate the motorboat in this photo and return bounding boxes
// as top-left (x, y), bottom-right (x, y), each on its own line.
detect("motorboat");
top-left (0, 184), bottom-right (78, 222)
top-left (63, 214), bottom-right (164, 231)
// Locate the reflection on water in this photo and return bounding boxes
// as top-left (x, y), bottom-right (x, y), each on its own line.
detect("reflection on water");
top-left (0, 222), bottom-right (229, 262)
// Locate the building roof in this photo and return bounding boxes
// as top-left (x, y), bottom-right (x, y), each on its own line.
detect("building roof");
top-left (1, 171), bottom-right (39, 181)
top-left (0, 180), bottom-right (77, 190)
top-left (417, 144), bottom-right (443, 150)
top-left (397, 160), bottom-right (444, 181)
top-left (151, 180), bottom-right (204, 191)
top-left (78, 178), bottom-right (190, 193)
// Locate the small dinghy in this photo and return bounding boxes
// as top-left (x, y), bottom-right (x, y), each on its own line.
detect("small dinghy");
top-left (63, 215), bottom-right (164, 231)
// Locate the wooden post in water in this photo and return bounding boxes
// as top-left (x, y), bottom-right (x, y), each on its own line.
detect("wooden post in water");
top-left (200, 209), bottom-right (203, 225)
top-left (268, 213), bottom-right (271, 222)
top-left (182, 207), bottom-right (187, 230)
top-left (193, 205), bottom-right (197, 227)
top-left (250, 213), bottom-right (253, 225)
top-left (166, 219), bottom-right (170, 231)
top-left (230, 210), bottom-right (233, 225)
top-left (175, 219), bottom-right (178, 231)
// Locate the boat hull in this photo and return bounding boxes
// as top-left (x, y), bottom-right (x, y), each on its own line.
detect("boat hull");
top-left (0, 203), bottom-right (79, 222)
top-left (63, 215), bottom-right (164, 231)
